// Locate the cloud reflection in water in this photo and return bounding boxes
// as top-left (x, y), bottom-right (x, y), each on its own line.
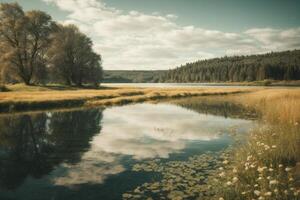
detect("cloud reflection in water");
top-left (53, 103), bottom-right (252, 186)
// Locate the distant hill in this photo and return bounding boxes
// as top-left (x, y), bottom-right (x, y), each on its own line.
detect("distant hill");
top-left (103, 70), bottom-right (166, 83)
top-left (104, 50), bottom-right (300, 83)
top-left (159, 50), bottom-right (300, 83)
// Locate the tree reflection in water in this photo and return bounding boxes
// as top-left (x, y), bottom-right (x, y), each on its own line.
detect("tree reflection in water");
top-left (0, 100), bottom-right (256, 200)
top-left (0, 108), bottom-right (103, 190)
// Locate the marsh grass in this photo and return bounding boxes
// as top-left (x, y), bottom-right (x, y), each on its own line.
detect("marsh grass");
top-left (0, 83), bottom-right (250, 112)
top-left (203, 89), bottom-right (300, 200)
top-left (122, 89), bottom-right (300, 200)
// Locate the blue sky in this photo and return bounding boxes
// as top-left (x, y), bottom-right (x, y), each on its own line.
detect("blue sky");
top-left (1, 0), bottom-right (300, 70)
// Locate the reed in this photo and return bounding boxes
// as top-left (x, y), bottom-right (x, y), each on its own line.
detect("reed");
top-left (205, 89), bottom-right (300, 200)
top-left (0, 84), bottom-right (250, 112)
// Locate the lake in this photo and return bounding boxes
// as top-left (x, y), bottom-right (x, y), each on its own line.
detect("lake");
top-left (0, 98), bottom-right (257, 200)
top-left (103, 83), bottom-right (261, 88)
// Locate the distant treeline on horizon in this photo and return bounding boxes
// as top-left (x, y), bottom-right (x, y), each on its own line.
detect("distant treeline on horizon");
top-left (104, 50), bottom-right (300, 83)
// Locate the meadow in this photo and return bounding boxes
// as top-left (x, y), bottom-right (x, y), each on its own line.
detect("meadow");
top-left (0, 84), bottom-right (251, 112)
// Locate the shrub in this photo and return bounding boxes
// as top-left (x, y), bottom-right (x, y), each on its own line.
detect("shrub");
top-left (0, 85), bottom-right (9, 92)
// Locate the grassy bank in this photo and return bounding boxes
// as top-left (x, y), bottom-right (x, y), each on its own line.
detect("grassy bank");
top-left (198, 89), bottom-right (300, 200)
top-left (0, 84), bottom-right (252, 113)
top-left (1, 84), bottom-right (299, 199)
top-left (120, 88), bottom-right (300, 200)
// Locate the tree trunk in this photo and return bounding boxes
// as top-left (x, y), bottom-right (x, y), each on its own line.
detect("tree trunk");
top-left (65, 78), bottom-right (72, 86)
top-left (23, 76), bottom-right (32, 85)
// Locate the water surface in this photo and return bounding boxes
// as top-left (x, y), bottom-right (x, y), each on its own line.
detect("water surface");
top-left (0, 99), bottom-right (256, 200)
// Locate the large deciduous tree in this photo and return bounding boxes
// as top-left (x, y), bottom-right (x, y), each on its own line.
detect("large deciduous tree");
top-left (47, 25), bottom-right (103, 86)
top-left (0, 3), bottom-right (54, 85)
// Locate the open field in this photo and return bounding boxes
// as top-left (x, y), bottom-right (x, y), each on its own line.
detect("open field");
top-left (0, 84), bottom-right (254, 112)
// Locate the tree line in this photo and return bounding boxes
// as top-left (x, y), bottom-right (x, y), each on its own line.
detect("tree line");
top-left (0, 3), bottom-right (103, 86)
top-left (159, 50), bottom-right (300, 83)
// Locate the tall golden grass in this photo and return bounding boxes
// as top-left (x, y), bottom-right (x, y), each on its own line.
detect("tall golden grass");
top-left (0, 84), bottom-right (252, 112)
top-left (232, 89), bottom-right (300, 125)
top-left (204, 89), bottom-right (300, 200)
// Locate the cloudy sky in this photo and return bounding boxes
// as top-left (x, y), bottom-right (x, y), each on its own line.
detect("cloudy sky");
top-left (2, 0), bottom-right (300, 70)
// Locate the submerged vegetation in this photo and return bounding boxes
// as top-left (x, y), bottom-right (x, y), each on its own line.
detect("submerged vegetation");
top-left (122, 89), bottom-right (300, 200)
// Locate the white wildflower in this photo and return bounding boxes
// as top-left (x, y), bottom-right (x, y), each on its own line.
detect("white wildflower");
top-left (254, 190), bottom-right (261, 196)
top-left (223, 160), bottom-right (229, 165)
top-left (232, 177), bottom-right (238, 183)
top-left (247, 155), bottom-right (253, 161)
top-left (226, 181), bottom-right (232, 186)
top-left (285, 167), bottom-right (292, 172)
top-left (269, 180), bottom-right (278, 185)
top-left (264, 192), bottom-right (272, 196)
top-left (257, 166), bottom-right (266, 173)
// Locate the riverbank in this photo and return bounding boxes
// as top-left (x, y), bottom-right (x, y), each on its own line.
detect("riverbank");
top-left (0, 84), bottom-right (253, 113)
top-left (1, 84), bottom-right (299, 199)
top-left (122, 88), bottom-right (300, 200)
top-left (202, 89), bottom-right (300, 199)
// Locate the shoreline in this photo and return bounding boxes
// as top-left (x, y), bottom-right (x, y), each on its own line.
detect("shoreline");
top-left (102, 80), bottom-right (300, 87)
top-left (0, 85), bottom-right (252, 113)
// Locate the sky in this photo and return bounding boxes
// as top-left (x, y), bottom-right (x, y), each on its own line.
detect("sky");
top-left (1, 0), bottom-right (300, 70)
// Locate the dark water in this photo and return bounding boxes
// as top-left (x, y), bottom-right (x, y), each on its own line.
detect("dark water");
top-left (0, 99), bottom-right (256, 200)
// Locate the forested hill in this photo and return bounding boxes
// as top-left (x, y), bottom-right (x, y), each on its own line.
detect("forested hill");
top-left (159, 50), bottom-right (300, 83)
top-left (103, 70), bottom-right (166, 83)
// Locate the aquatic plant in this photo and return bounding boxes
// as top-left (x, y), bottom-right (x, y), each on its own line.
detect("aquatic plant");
top-left (123, 89), bottom-right (300, 200)
top-left (123, 151), bottom-right (229, 199)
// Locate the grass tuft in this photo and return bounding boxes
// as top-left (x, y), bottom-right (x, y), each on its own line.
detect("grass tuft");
top-left (202, 89), bottom-right (300, 200)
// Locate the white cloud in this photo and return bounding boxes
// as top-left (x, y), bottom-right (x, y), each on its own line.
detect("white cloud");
top-left (43, 0), bottom-right (300, 70)
top-left (244, 27), bottom-right (300, 51)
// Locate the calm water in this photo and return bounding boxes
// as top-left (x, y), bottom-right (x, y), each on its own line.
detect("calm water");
top-left (103, 83), bottom-right (261, 88)
top-left (0, 99), bottom-right (256, 200)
